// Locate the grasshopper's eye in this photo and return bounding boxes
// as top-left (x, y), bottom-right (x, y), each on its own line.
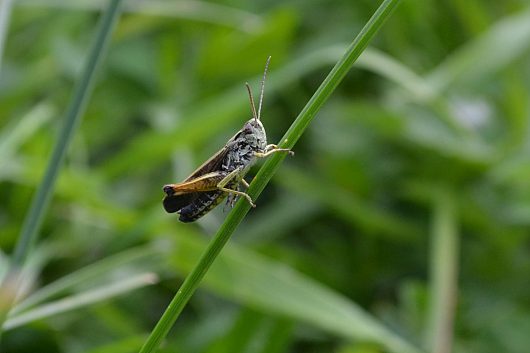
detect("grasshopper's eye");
top-left (243, 124), bottom-right (253, 133)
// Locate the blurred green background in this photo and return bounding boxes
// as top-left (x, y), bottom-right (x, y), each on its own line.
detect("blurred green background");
top-left (1, 0), bottom-right (530, 352)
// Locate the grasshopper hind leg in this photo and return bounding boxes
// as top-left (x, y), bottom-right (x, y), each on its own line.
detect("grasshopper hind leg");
top-left (219, 186), bottom-right (256, 208)
top-left (217, 169), bottom-right (256, 208)
top-left (225, 184), bottom-right (239, 210)
top-left (225, 178), bottom-right (250, 209)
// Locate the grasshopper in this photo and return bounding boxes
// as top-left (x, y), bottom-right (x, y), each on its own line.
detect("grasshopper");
top-left (162, 57), bottom-right (292, 222)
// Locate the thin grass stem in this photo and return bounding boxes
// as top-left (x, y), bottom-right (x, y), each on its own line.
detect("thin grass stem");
top-left (0, 0), bottom-right (14, 74)
top-left (138, 1), bottom-right (402, 352)
top-left (0, 0), bottom-right (124, 336)
top-left (426, 191), bottom-right (459, 353)
top-left (12, 0), bottom-right (123, 268)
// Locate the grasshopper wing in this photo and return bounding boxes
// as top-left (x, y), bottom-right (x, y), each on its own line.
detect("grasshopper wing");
top-left (163, 171), bottom-right (227, 213)
top-left (163, 192), bottom-right (198, 213)
top-left (184, 146), bottom-right (229, 181)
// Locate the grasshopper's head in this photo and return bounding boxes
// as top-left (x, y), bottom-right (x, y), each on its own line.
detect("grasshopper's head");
top-left (242, 56), bottom-right (271, 152)
top-left (241, 118), bottom-right (267, 151)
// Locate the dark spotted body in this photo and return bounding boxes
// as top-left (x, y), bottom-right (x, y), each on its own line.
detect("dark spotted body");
top-left (177, 188), bottom-right (229, 222)
top-left (176, 118), bottom-right (268, 222)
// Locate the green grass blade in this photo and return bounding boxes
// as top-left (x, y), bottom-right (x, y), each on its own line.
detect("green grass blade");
top-left (3, 273), bottom-right (158, 331)
top-left (426, 191), bottom-right (459, 353)
top-left (172, 232), bottom-right (424, 353)
top-left (17, 0), bottom-right (263, 33)
top-left (0, 0), bottom-right (14, 73)
top-left (84, 335), bottom-right (147, 353)
top-left (427, 8), bottom-right (530, 93)
top-left (357, 47), bottom-right (435, 101)
top-left (276, 166), bottom-right (420, 240)
top-left (138, 1), bottom-right (402, 352)
top-left (0, 102), bottom-right (55, 171)
top-left (10, 244), bottom-right (163, 315)
top-left (0, 0), bottom-right (124, 337)
top-left (10, 0), bottom-right (124, 268)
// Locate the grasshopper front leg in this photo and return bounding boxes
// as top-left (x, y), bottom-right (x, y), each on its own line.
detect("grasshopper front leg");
top-left (217, 168), bottom-right (256, 207)
top-left (254, 144), bottom-right (294, 158)
top-left (240, 179), bottom-right (250, 188)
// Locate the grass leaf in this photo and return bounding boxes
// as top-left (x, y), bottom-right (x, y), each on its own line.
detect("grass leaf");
top-left (138, 1), bottom-right (403, 352)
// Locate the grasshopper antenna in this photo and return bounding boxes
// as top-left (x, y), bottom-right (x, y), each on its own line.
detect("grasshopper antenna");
top-left (245, 83), bottom-right (258, 122)
top-left (257, 56), bottom-right (271, 121)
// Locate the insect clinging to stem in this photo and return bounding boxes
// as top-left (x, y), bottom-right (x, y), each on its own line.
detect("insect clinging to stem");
top-left (162, 56), bottom-right (293, 223)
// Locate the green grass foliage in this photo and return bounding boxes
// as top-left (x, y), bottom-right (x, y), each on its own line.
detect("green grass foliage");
top-left (1, 1), bottom-right (530, 353)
